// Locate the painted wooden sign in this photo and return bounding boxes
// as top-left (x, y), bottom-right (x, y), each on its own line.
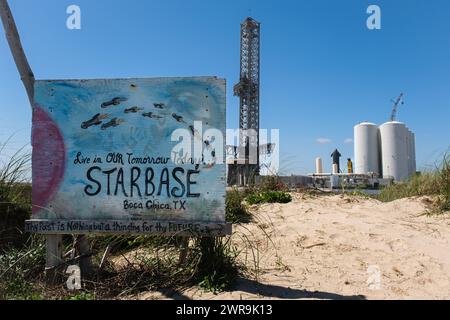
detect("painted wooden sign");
top-left (26, 77), bottom-right (229, 235)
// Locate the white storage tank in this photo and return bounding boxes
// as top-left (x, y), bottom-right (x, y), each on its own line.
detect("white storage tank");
top-left (406, 128), bottom-right (412, 177)
top-left (379, 121), bottom-right (409, 181)
top-left (408, 129), bottom-right (417, 177)
top-left (354, 122), bottom-right (381, 176)
top-left (315, 157), bottom-right (323, 174)
top-left (411, 132), bottom-right (416, 174)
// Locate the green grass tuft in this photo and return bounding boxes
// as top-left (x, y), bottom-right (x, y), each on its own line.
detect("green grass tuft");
top-left (225, 189), bottom-right (252, 223)
top-left (246, 190), bottom-right (292, 205)
top-left (192, 237), bottom-right (239, 293)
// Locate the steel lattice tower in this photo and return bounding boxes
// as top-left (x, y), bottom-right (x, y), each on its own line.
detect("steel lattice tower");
top-left (233, 17), bottom-right (260, 178)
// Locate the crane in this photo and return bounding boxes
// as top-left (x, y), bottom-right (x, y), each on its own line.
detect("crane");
top-left (390, 93), bottom-right (404, 121)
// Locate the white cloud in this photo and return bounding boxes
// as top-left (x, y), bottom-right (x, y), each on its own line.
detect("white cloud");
top-left (316, 137), bottom-right (332, 144)
top-left (344, 138), bottom-right (353, 144)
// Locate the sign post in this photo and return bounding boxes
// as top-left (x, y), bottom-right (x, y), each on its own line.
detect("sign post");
top-left (26, 77), bottom-right (230, 272)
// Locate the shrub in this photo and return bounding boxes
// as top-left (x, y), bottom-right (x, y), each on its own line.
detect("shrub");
top-left (0, 203), bottom-right (31, 249)
top-left (0, 236), bottom-right (46, 299)
top-left (226, 189), bottom-right (251, 223)
top-left (436, 154), bottom-right (450, 211)
top-left (246, 190), bottom-right (292, 205)
top-left (259, 175), bottom-right (287, 192)
top-left (192, 237), bottom-right (239, 293)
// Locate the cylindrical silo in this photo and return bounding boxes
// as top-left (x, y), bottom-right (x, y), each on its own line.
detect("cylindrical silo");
top-left (411, 132), bottom-right (416, 174)
top-left (379, 121), bottom-right (409, 181)
top-left (406, 128), bottom-right (412, 177)
top-left (354, 122), bottom-right (380, 176)
top-left (315, 157), bottom-right (323, 174)
top-left (408, 129), bottom-right (416, 177)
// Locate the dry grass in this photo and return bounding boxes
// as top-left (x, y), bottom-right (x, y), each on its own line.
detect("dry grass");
top-left (376, 152), bottom-right (450, 213)
top-left (0, 141), bottom-right (32, 249)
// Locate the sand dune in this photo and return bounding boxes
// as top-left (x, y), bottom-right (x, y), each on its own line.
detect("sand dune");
top-left (136, 193), bottom-right (450, 300)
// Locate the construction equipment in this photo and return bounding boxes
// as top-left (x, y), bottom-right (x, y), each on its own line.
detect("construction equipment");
top-left (390, 93), bottom-right (404, 121)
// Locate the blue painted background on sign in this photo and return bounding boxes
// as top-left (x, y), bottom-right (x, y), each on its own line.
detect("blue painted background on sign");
top-left (33, 77), bottom-right (226, 222)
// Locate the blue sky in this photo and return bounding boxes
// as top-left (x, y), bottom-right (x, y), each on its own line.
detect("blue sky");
top-left (1, 0), bottom-right (449, 174)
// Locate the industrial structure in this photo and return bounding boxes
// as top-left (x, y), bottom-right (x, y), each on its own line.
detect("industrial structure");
top-left (354, 93), bottom-right (416, 182)
top-left (228, 17), bottom-right (261, 185)
top-left (226, 18), bottom-right (418, 190)
top-left (390, 93), bottom-right (404, 122)
top-left (354, 122), bottom-right (380, 176)
top-left (310, 94), bottom-right (417, 190)
top-left (379, 121), bottom-right (416, 181)
top-left (354, 120), bottom-right (416, 182)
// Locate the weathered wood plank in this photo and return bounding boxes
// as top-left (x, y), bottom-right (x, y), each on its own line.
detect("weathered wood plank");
top-left (26, 219), bottom-right (232, 236)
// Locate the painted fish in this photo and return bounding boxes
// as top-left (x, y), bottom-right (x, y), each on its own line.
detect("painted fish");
top-left (81, 113), bottom-right (109, 129)
top-left (153, 103), bottom-right (165, 109)
top-left (101, 97), bottom-right (127, 108)
top-left (100, 118), bottom-right (124, 130)
top-left (172, 113), bottom-right (185, 123)
top-left (124, 106), bottom-right (143, 113)
top-left (142, 112), bottom-right (163, 119)
top-left (188, 125), bottom-right (202, 140)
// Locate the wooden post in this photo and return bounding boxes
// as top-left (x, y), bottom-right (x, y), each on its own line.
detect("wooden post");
top-left (76, 235), bottom-right (93, 279)
top-left (0, 0), bottom-right (35, 107)
top-left (45, 235), bottom-right (63, 284)
top-left (178, 237), bottom-right (190, 265)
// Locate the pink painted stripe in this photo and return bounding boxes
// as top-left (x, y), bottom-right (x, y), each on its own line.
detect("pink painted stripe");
top-left (32, 105), bottom-right (66, 216)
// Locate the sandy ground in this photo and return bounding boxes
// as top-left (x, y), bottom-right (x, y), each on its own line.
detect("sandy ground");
top-left (133, 193), bottom-right (450, 300)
